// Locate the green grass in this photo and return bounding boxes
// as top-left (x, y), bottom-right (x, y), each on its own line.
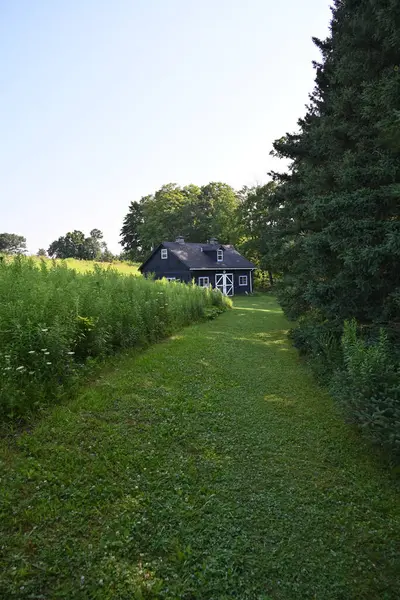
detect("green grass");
top-left (28, 256), bottom-right (140, 275)
top-left (0, 256), bottom-right (229, 418)
top-left (1, 295), bottom-right (399, 599)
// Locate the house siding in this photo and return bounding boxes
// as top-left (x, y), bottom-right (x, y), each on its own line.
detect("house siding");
top-left (233, 270), bottom-right (252, 294)
top-left (191, 269), bottom-right (252, 295)
top-left (191, 271), bottom-right (216, 289)
top-left (140, 242), bottom-right (255, 295)
top-left (141, 245), bottom-right (191, 282)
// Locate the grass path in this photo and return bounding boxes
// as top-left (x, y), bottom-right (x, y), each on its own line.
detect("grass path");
top-left (1, 295), bottom-right (399, 599)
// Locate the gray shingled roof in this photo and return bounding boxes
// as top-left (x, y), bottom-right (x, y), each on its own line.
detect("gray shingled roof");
top-left (162, 242), bottom-right (255, 270)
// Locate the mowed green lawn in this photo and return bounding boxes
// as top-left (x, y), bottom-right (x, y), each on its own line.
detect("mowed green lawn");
top-left (1, 295), bottom-right (399, 599)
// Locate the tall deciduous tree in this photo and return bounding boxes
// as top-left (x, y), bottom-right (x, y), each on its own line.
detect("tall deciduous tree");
top-left (48, 229), bottom-right (106, 260)
top-left (141, 184), bottom-right (189, 251)
top-left (236, 182), bottom-right (278, 284)
top-left (198, 182), bottom-right (239, 244)
top-left (0, 233), bottom-right (26, 254)
top-left (120, 182), bottom-right (239, 260)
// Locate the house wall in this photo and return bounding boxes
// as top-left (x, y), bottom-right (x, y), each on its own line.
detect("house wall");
top-left (232, 270), bottom-right (252, 295)
top-left (191, 271), bottom-right (216, 289)
top-left (141, 246), bottom-right (191, 282)
top-left (191, 269), bottom-right (253, 295)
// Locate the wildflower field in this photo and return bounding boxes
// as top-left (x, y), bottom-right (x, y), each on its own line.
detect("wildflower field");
top-left (0, 257), bottom-right (230, 419)
top-left (29, 256), bottom-right (141, 275)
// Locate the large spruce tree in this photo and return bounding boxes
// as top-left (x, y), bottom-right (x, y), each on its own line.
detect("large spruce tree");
top-left (270, 0), bottom-right (400, 327)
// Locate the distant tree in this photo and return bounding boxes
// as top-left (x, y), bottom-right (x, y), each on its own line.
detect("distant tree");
top-left (120, 182), bottom-right (239, 259)
top-left (0, 233), bottom-right (27, 254)
top-left (48, 229), bottom-right (106, 260)
top-left (120, 201), bottom-right (145, 261)
top-left (197, 182), bottom-right (239, 244)
top-left (236, 182), bottom-right (278, 285)
top-left (89, 228), bottom-right (103, 240)
top-left (48, 231), bottom-right (84, 259)
top-left (140, 184), bottom-right (190, 251)
top-left (47, 237), bottom-right (66, 259)
top-left (100, 248), bottom-right (115, 263)
top-left (118, 250), bottom-right (135, 262)
top-left (80, 236), bottom-right (102, 260)
top-left (37, 248), bottom-right (47, 257)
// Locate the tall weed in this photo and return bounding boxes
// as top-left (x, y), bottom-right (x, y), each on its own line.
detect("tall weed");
top-left (0, 257), bottom-right (231, 418)
top-left (331, 320), bottom-right (400, 456)
top-left (290, 311), bottom-right (343, 382)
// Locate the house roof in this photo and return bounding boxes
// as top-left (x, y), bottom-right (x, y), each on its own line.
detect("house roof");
top-left (140, 241), bottom-right (256, 271)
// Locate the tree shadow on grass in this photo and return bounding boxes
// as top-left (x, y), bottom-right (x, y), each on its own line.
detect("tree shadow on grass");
top-left (202, 329), bottom-right (291, 353)
top-left (233, 306), bottom-right (282, 314)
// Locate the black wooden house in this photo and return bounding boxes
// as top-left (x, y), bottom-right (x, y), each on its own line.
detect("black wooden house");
top-left (139, 237), bottom-right (256, 296)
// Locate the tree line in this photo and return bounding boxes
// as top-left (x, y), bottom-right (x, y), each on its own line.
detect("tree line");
top-left (120, 182), bottom-right (239, 261)
top-left (119, 181), bottom-right (277, 280)
top-left (259, 0), bottom-right (399, 458)
top-left (2, 183), bottom-right (278, 273)
top-left (265, 0), bottom-right (400, 337)
top-left (0, 230), bottom-right (115, 262)
top-left (47, 228), bottom-right (114, 261)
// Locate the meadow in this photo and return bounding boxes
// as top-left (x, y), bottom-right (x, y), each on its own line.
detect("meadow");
top-left (1, 295), bottom-right (399, 599)
top-left (0, 256), bottom-right (230, 419)
top-left (25, 255), bottom-right (140, 275)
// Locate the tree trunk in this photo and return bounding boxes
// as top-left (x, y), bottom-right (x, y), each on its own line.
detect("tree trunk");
top-left (268, 270), bottom-right (274, 286)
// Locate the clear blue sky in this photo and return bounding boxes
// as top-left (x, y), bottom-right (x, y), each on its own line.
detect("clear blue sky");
top-left (0, 0), bottom-right (332, 254)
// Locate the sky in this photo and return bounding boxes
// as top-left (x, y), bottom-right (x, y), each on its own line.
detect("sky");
top-left (0, 0), bottom-right (332, 254)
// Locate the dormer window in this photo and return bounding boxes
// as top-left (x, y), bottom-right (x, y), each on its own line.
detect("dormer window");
top-left (217, 249), bottom-right (223, 262)
top-left (161, 248), bottom-right (168, 259)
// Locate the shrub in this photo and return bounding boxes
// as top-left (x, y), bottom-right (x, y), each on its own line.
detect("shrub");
top-left (0, 257), bottom-right (231, 418)
top-left (290, 311), bottom-right (343, 382)
top-left (253, 270), bottom-right (274, 291)
top-left (331, 320), bottom-right (400, 457)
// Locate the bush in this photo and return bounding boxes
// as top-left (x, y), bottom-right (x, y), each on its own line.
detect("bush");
top-left (331, 320), bottom-right (400, 457)
top-left (253, 270), bottom-right (273, 292)
top-left (290, 311), bottom-right (343, 382)
top-left (289, 312), bottom-right (400, 458)
top-left (0, 257), bottom-right (231, 418)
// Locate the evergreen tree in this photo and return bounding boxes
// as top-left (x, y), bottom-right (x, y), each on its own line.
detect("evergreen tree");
top-left (269, 0), bottom-right (400, 326)
top-left (120, 201), bottom-right (146, 261)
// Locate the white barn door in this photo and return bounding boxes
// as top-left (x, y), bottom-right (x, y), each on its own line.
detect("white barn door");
top-left (215, 273), bottom-right (234, 296)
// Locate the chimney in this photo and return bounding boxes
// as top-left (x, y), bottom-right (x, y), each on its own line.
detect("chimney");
top-left (175, 236), bottom-right (185, 244)
top-left (209, 237), bottom-right (218, 245)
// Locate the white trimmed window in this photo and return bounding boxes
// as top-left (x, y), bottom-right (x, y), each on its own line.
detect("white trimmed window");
top-left (239, 275), bottom-right (248, 286)
top-left (198, 276), bottom-right (209, 287)
top-left (161, 248), bottom-right (168, 259)
top-left (217, 249), bottom-right (223, 262)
